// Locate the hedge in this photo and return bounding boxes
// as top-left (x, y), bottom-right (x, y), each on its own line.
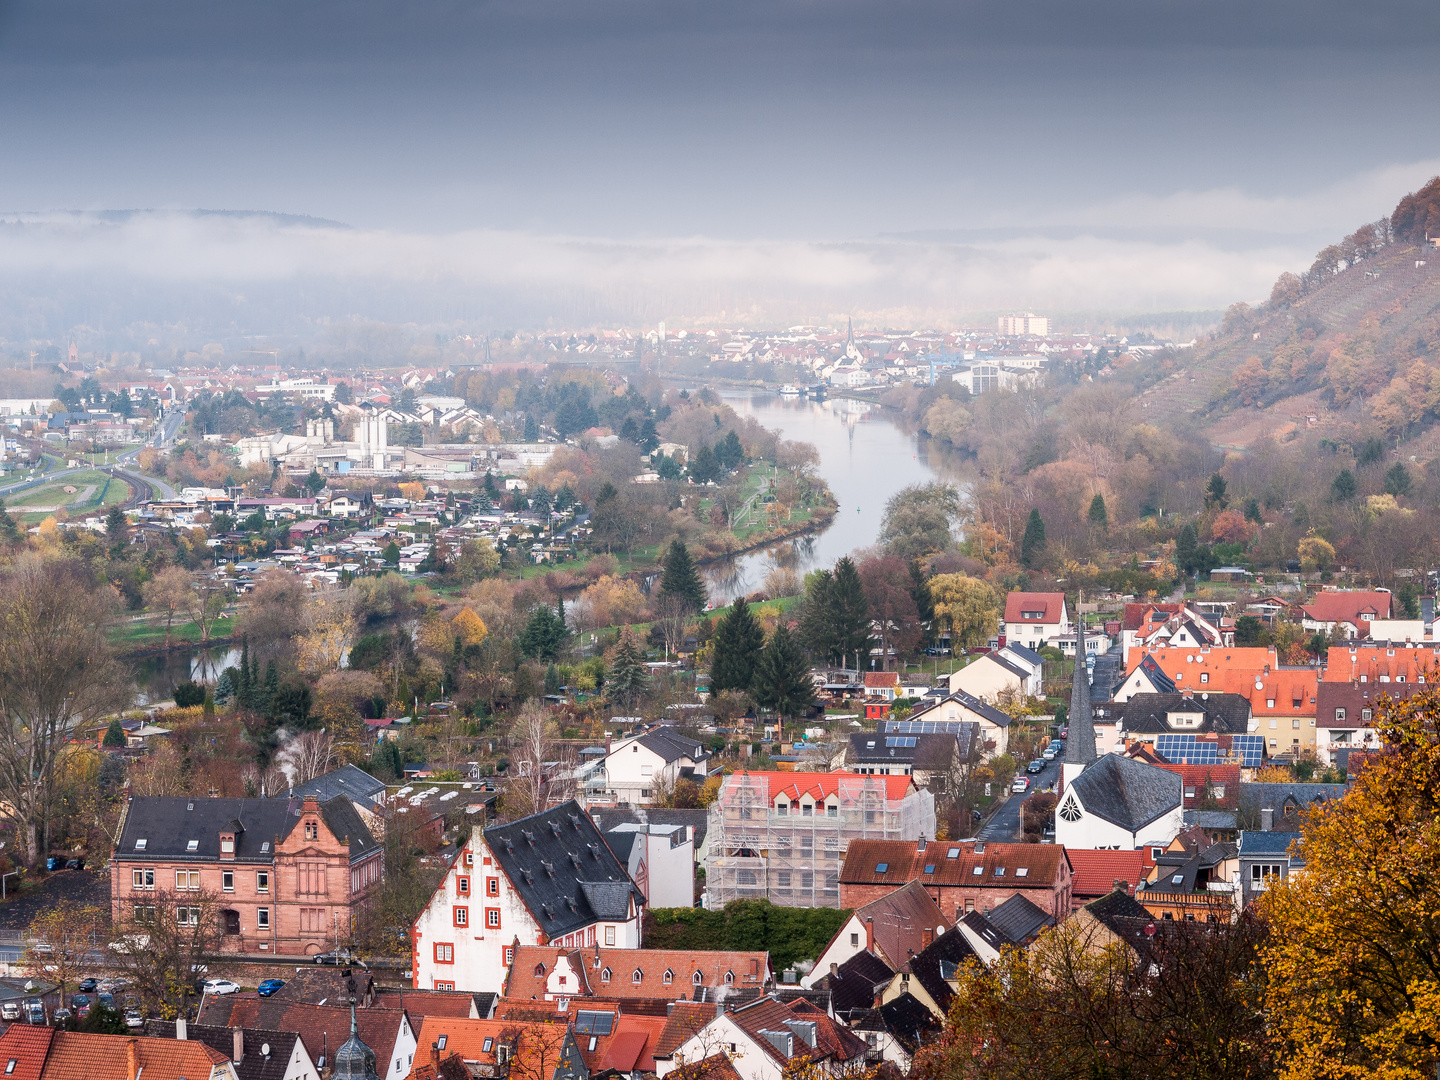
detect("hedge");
top-left (643, 900), bottom-right (851, 972)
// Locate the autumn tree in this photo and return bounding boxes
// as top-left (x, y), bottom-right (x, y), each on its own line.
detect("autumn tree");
top-left (0, 556), bottom-right (127, 865)
top-left (1261, 684), bottom-right (1440, 1079)
top-left (859, 554), bottom-right (922, 670)
top-left (105, 889), bottom-right (228, 1018)
top-left (295, 585), bottom-right (358, 677)
top-left (506, 700), bottom-right (559, 818)
top-left (185, 573), bottom-right (232, 643)
top-left (142, 566), bottom-right (195, 649)
top-left (878, 481), bottom-right (963, 560)
top-left (21, 900), bottom-right (105, 992)
top-left (453, 538), bottom-right (501, 584)
top-left (928, 573), bottom-right (1000, 650)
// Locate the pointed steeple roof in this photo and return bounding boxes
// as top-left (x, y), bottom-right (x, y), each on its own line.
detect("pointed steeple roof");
top-left (330, 992), bottom-right (380, 1080)
top-left (1065, 602), bottom-right (1096, 768)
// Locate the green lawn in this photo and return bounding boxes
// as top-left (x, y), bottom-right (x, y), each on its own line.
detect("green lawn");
top-left (108, 612), bottom-right (235, 648)
top-left (13, 469), bottom-right (133, 521)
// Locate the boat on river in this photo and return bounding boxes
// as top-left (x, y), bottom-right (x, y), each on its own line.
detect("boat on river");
top-left (777, 384), bottom-right (802, 396)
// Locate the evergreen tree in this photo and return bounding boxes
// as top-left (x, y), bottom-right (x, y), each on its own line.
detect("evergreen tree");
top-left (719, 430), bottom-right (744, 470)
top-left (1385, 462), bottom-right (1413, 497)
top-left (1021, 509), bottom-right (1047, 568)
top-left (523, 414), bottom-right (539, 441)
top-left (102, 719), bottom-right (126, 747)
top-left (689, 444), bottom-right (720, 484)
top-left (305, 468), bottom-right (325, 496)
top-left (908, 560), bottom-right (936, 648)
top-left (1204, 472), bottom-right (1229, 510)
top-left (214, 669), bottom-right (235, 707)
top-left (752, 625), bottom-right (814, 721)
top-left (607, 629), bottom-right (651, 710)
top-left (237, 637), bottom-right (252, 708)
top-left (1331, 469), bottom-right (1358, 502)
top-left (545, 663), bottom-right (560, 695)
top-left (382, 541), bottom-right (401, 566)
top-left (1244, 498), bottom-right (1263, 524)
top-left (372, 738), bottom-right (404, 781)
top-left (0, 500), bottom-right (18, 545)
top-left (799, 569), bottom-right (838, 660)
top-left (659, 538), bottom-right (708, 612)
top-left (105, 507), bottom-right (127, 543)
top-left (1087, 493), bottom-right (1108, 530)
top-left (710, 598), bottom-right (765, 694)
top-left (261, 660), bottom-right (279, 718)
top-left (518, 601), bottom-right (568, 661)
top-left (1176, 521), bottom-right (1200, 574)
top-left (830, 557), bottom-right (872, 669)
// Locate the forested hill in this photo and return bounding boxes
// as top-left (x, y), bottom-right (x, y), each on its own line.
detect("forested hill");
top-left (1137, 176), bottom-right (1440, 449)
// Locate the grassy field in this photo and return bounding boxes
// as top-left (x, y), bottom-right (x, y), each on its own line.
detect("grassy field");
top-left (13, 469), bottom-right (131, 522)
top-left (108, 612), bottom-right (236, 648)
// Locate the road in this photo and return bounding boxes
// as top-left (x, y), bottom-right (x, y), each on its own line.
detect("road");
top-left (1089, 641), bottom-right (1124, 703)
top-left (978, 754), bottom-right (1062, 842)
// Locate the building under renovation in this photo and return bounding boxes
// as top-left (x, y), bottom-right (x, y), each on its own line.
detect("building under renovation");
top-left (705, 771), bottom-right (936, 909)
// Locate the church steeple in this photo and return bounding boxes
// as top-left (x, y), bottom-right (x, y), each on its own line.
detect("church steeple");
top-left (330, 980), bottom-right (380, 1080)
top-left (1063, 595), bottom-right (1096, 787)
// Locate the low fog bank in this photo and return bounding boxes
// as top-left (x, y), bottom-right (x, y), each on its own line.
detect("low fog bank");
top-left (0, 211), bottom-right (1301, 352)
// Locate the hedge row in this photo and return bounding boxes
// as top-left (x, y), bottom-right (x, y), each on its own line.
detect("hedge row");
top-left (643, 900), bottom-right (851, 972)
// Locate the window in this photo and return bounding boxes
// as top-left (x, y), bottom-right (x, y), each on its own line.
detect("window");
top-left (186, 840), bottom-right (199, 852)
top-left (134, 839), bottom-right (147, 851)
top-left (850, 933), bottom-right (859, 946)
top-left (776, 802), bottom-right (788, 813)
top-left (972, 866), bottom-right (983, 876)
top-left (434, 943), bottom-right (454, 964)
top-left (994, 868), bottom-right (1005, 877)
top-left (875, 862), bottom-right (889, 874)
top-left (640, 790), bottom-right (651, 799)
top-left (486, 877), bottom-right (499, 897)
top-left (486, 909), bottom-right (501, 928)
top-left (605, 926), bottom-right (616, 946)
top-left (132, 869), bottom-right (154, 890)
top-left (923, 864), bottom-right (935, 875)
top-left (1212, 784), bottom-right (1226, 799)
top-left (434, 981), bottom-right (456, 992)
top-left (1251, 864), bottom-right (1284, 887)
top-left (176, 870), bottom-right (200, 891)
top-left (454, 907), bottom-right (468, 927)
top-left (1335, 707), bottom-right (1346, 722)
top-left (776, 871), bottom-right (791, 888)
top-left (827, 805), bottom-right (838, 818)
top-left (465, 852), bottom-right (474, 867)
top-left (257, 872), bottom-right (269, 893)
top-left (1152, 848), bottom-right (1163, 860)
top-left (1171, 874), bottom-right (1184, 885)
top-left (304, 821), bottom-right (318, 841)
top-left (663, 970), bottom-right (673, 985)
top-left (1268, 699), bottom-right (1276, 709)
top-left (632, 969), bottom-right (643, 984)
top-left (457, 876), bottom-right (470, 895)
top-left (220, 838), bottom-right (234, 854)
top-left (257, 908), bottom-right (270, 930)
top-left (724, 971), bottom-right (734, 985)
top-left (1362, 708), bottom-right (1372, 722)
top-left (964, 898), bottom-right (975, 912)
top-left (601, 968), bottom-right (611, 984)
top-left (222, 871), bottom-right (234, 892)
top-left (482, 1038), bottom-right (494, 1054)
top-left (132, 905), bottom-right (155, 922)
top-left (1015, 868), bottom-right (1028, 878)
top-left (693, 971), bottom-right (703, 985)
top-left (177, 906), bottom-right (200, 927)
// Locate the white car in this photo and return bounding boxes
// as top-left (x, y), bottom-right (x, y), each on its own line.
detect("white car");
top-left (1011, 777), bottom-right (1029, 793)
top-left (202, 979), bottom-right (241, 996)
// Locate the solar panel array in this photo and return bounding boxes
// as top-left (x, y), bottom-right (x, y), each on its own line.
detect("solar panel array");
top-left (1230, 735), bottom-right (1265, 767)
top-left (885, 736), bottom-right (917, 748)
top-left (1153, 732), bottom-right (1266, 766)
top-left (884, 720), bottom-right (968, 734)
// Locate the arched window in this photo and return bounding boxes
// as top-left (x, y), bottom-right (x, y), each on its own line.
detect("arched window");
top-left (663, 970), bottom-right (673, 985)
top-left (692, 971), bottom-right (703, 985)
top-left (601, 968), bottom-right (611, 983)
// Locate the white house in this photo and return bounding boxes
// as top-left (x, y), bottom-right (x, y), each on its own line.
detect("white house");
top-left (1000, 592), bottom-right (1069, 651)
top-left (601, 730), bottom-right (711, 806)
top-left (411, 800), bottom-right (644, 995)
top-left (947, 646), bottom-right (1042, 702)
top-left (1054, 755), bottom-right (1185, 851)
top-left (660, 996), bottom-right (867, 1080)
top-left (906, 692), bottom-right (1012, 758)
top-left (602, 821), bottom-right (695, 909)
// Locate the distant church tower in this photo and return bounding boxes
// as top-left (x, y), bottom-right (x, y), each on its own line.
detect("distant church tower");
top-left (1062, 601), bottom-right (1097, 788)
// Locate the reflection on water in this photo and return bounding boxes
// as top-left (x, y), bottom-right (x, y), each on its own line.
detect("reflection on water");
top-left (708, 390), bottom-right (975, 604)
top-left (128, 645), bottom-right (241, 706)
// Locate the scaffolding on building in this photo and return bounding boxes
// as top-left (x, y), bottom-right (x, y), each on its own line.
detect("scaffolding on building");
top-left (706, 772), bottom-right (936, 909)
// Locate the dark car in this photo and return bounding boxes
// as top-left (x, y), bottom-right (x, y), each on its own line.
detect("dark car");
top-left (77, 979), bottom-right (97, 993)
top-left (313, 950), bottom-right (357, 966)
top-left (1027, 759), bottom-right (1045, 774)
top-left (97, 993), bottom-right (115, 1010)
top-left (70, 995), bottom-right (91, 1017)
top-left (257, 979), bottom-right (285, 997)
top-left (64, 859), bottom-right (81, 870)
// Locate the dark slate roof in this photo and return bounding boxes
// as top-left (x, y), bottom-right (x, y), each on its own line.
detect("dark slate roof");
top-left (958, 910), bottom-right (1008, 954)
top-left (1136, 654), bottom-right (1177, 694)
top-left (984, 894), bottom-right (1053, 945)
top-left (1069, 755), bottom-right (1182, 833)
top-left (1084, 888), bottom-right (1154, 938)
top-left (1238, 831), bottom-right (1301, 857)
top-left (283, 764), bottom-right (387, 809)
top-left (1183, 809), bottom-right (1238, 830)
top-left (144, 1021), bottom-right (304, 1080)
top-left (911, 691), bottom-right (1011, 729)
top-left (115, 795), bottom-right (378, 864)
top-left (848, 731), bottom-right (960, 766)
top-left (1238, 782), bottom-right (1348, 812)
top-left (485, 800), bottom-right (644, 939)
top-left (904, 926), bottom-right (977, 1014)
top-left (984, 653), bottom-right (1031, 681)
top-left (587, 808), bottom-right (709, 853)
top-left (820, 951), bottom-right (895, 1013)
top-left (1001, 643), bottom-right (1044, 667)
top-left (877, 993), bottom-right (939, 1053)
top-left (1092, 692), bottom-right (1251, 736)
top-left (635, 730), bottom-right (709, 766)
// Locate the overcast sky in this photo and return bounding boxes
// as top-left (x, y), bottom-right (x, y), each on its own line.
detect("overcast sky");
top-left (1, 1), bottom-right (1438, 331)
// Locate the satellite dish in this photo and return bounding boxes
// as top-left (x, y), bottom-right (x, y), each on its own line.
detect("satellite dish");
top-left (261, 1043), bottom-right (271, 1057)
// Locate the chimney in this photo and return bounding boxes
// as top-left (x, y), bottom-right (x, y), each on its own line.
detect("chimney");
top-left (126, 1039), bottom-right (140, 1080)
top-left (233, 1027), bottom-right (244, 1064)
top-left (916, 835), bottom-right (926, 853)
top-left (176, 1017), bottom-right (187, 1040)
top-left (432, 1041), bottom-right (442, 1069)
top-left (829, 962), bottom-right (837, 978)
top-left (1261, 808), bottom-right (1274, 832)
top-left (864, 917), bottom-right (874, 951)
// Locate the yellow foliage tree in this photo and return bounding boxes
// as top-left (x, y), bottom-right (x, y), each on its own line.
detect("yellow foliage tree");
top-left (451, 607), bottom-right (488, 648)
top-left (1298, 534), bottom-right (1336, 573)
top-left (929, 573), bottom-right (1001, 648)
top-left (1262, 685), bottom-right (1440, 1079)
top-left (399, 481), bottom-right (426, 502)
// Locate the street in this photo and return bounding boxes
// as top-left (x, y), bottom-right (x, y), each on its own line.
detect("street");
top-left (978, 754), bottom-right (1062, 841)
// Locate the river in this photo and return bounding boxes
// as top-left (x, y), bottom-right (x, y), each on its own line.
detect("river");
top-left (704, 389), bottom-right (975, 604)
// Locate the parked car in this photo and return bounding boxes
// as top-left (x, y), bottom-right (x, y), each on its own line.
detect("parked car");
top-left (1042, 746), bottom-right (1057, 761)
top-left (69, 995), bottom-right (91, 1017)
top-left (51, 1007), bottom-right (72, 1026)
top-left (64, 859), bottom-right (81, 870)
top-left (202, 979), bottom-right (241, 996)
top-left (77, 978), bottom-right (97, 993)
top-left (1011, 777), bottom-right (1029, 793)
top-left (97, 993), bottom-right (115, 1010)
top-left (1060, 727), bottom-right (1069, 739)
top-left (1027, 759), bottom-right (1044, 774)
top-left (124, 1005), bottom-right (144, 1029)
top-left (257, 980), bottom-right (285, 997)
top-left (25, 999), bottom-right (46, 1024)
top-left (313, 950), bottom-right (355, 966)
top-left (1, 1001), bottom-right (22, 1021)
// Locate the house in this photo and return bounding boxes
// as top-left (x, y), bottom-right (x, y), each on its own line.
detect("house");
top-left (280, 765), bottom-right (389, 835)
top-left (195, 998), bottom-right (416, 1080)
top-left (955, 893), bottom-right (1054, 962)
top-left (946, 649), bottom-right (1039, 704)
top-left (903, 692), bottom-right (1012, 758)
top-left (1054, 755), bottom-right (1185, 851)
top-left (1069, 888), bottom-right (1163, 962)
top-left (500, 946), bottom-right (770, 1004)
top-left (999, 592), bottom-right (1069, 651)
top-left (406, 1017), bottom-right (584, 1080)
top-left (1154, 763), bottom-right (1241, 812)
top-left (1238, 781), bottom-right (1349, 833)
top-left (805, 880), bottom-right (949, 988)
top-left (144, 1021), bottom-right (318, 1080)
top-left (598, 820), bottom-right (695, 909)
top-left (1300, 590), bottom-right (1392, 639)
top-left (0, 1028), bottom-right (237, 1080)
top-left (111, 795), bottom-right (383, 956)
top-left (880, 925), bottom-right (980, 1020)
top-left (863, 672), bottom-right (901, 701)
top-left (1135, 828), bottom-right (1238, 922)
top-left (1092, 691), bottom-right (1252, 749)
top-left (660, 996), bottom-right (866, 1080)
top-left (1235, 830), bottom-right (1304, 908)
top-left (844, 994), bottom-right (939, 1074)
top-left (1313, 680), bottom-right (1405, 765)
top-left (1120, 603), bottom-right (1230, 664)
top-left (838, 838), bottom-right (1072, 921)
top-left (289, 520), bottom-right (329, 541)
top-left (1063, 849), bottom-right (1147, 910)
top-left (328, 495), bottom-right (368, 519)
top-left (704, 772), bottom-right (936, 909)
top-left (411, 800), bottom-right (645, 995)
top-left (599, 731), bottom-right (711, 806)
top-left (588, 807), bottom-right (711, 883)
top-left (810, 950), bottom-right (897, 1014)
top-left (845, 729), bottom-right (972, 780)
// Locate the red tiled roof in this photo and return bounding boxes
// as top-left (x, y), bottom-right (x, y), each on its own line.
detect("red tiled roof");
top-left (654, 1002), bottom-right (714, 1058)
top-left (1066, 849), bottom-right (1146, 898)
top-left (503, 946), bottom-right (769, 999)
top-left (863, 672), bottom-right (899, 689)
top-left (1322, 643), bottom-right (1440, 683)
top-left (725, 771), bottom-right (916, 804)
top-left (0, 1026), bottom-right (53, 1080)
top-left (200, 996), bottom-right (407, 1074)
top-left (1154, 764), bottom-right (1241, 809)
top-left (31, 1032), bottom-right (227, 1080)
top-left (1004, 592), bottom-right (1066, 624)
top-left (408, 1018), bottom-right (566, 1080)
top-left (1301, 591), bottom-right (1391, 626)
top-left (839, 839), bottom-right (1068, 888)
top-left (666, 1053), bottom-right (745, 1080)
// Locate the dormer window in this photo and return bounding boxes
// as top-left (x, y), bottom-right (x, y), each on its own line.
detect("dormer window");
top-left (1335, 708), bottom-right (1346, 722)
top-left (692, 971), bottom-right (703, 985)
top-left (220, 837), bottom-right (234, 854)
top-left (1200, 673), bottom-right (1208, 683)
top-left (632, 969), bottom-right (643, 984)
top-left (601, 968), bottom-right (611, 983)
top-left (724, 971), bottom-right (734, 985)
top-left (663, 970), bottom-right (673, 985)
